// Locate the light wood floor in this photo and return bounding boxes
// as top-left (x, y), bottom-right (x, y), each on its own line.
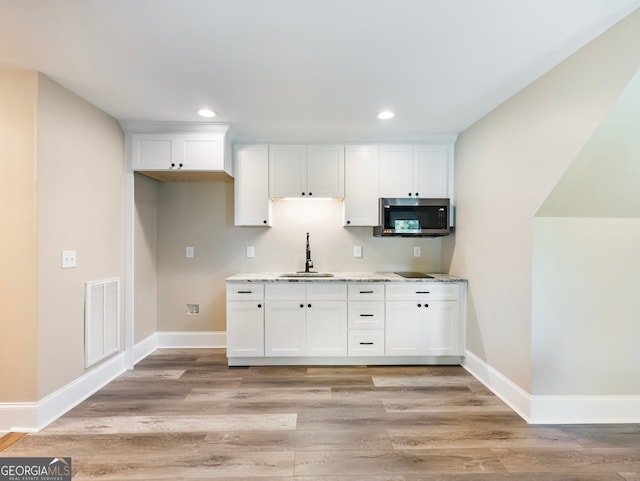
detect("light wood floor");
top-left (2, 348), bottom-right (639, 480)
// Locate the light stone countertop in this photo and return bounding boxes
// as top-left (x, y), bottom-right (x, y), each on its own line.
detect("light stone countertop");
top-left (226, 272), bottom-right (466, 283)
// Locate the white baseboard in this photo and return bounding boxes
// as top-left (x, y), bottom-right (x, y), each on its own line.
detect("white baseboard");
top-left (530, 395), bottom-right (640, 424)
top-left (133, 332), bottom-right (158, 364)
top-left (463, 349), bottom-right (640, 424)
top-left (462, 350), bottom-right (532, 422)
top-left (156, 331), bottom-right (226, 348)
top-left (0, 332), bottom-right (226, 433)
top-left (0, 351), bottom-right (127, 433)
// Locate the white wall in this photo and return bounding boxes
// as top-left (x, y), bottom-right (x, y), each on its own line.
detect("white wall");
top-left (153, 180), bottom-right (444, 332)
top-left (134, 173), bottom-right (158, 343)
top-left (446, 9), bottom-right (640, 393)
top-left (36, 74), bottom-right (125, 398)
top-left (530, 69), bottom-right (640, 396)
top-left (532, 218), bottom-right (640, 395)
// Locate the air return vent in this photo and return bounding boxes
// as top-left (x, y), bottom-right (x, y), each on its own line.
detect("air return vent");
top-left (85, 278), bottom-right (120, 368)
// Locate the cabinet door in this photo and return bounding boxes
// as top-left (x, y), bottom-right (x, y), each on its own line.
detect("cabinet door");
top-left (423, 301), bottom-right (461, 355)
top-left (131, 133), bottom-right (225, 171)
top-left (131, 134), bottom-right (174, 170)
top-left (379, 145), bottom-right (414, 197)
top-left (264, 301), bottom-right (306, 356)
top-left (234, 145), bottom-right (272, 226)
top-left (413, 145), bottom-right (450, 198)
top-left (269, 145), bottom-right (307, 198)
top-left (306, 145), bottom-right (345, 198)
top-left (306, 301), bottom-right (347, 356)
top-left (180, 133), bottom-right (225, 171)
top-left (343, 145), bottom-right (379, 226)
top-left (385, 301), bottom-right (422, 355)
top-left (226, 301), bottom-right (264, 357)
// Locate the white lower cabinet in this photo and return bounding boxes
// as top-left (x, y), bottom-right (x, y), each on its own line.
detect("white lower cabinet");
top-left (226, 283), bottom-right (265, 357)
top-left (385, 284), bottom-right (462, 356)
top-left (226, 279), bottom-right (465, 364)
top-left (264, 283), bottom-right (347, 357)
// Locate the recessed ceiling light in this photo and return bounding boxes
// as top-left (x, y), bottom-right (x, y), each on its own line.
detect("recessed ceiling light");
top-left (377, 110), bottom-right (395, 120)
top-left (198, 108), bottom-right (217, 118)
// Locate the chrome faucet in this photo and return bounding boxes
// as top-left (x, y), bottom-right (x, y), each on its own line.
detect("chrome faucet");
top-left (305, 232), bottom-right (314, 273)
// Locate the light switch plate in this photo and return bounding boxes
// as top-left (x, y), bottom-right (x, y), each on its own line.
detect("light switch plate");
top-left (353, 246), bottom-right (362, 258)
top-left (413, 246), bottom-right (421, 257)
top-left (246, 246), bottom-right (255, 258)
top-left (61, 250), bottom-right (77, 269)
top-left (186, 246), bottom-right (194, 258)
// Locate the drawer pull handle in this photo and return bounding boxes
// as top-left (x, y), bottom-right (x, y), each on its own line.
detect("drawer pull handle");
top-left (359, 342), bottom-right (374, 345)
top-left (237, 290), bottom-right (253, 294)
top-left (359, 290), bottom-right (374, 294)
top-left (359, 314), bottom-right (374, 317)
top-left (416, 291), bottom-right (430, 294)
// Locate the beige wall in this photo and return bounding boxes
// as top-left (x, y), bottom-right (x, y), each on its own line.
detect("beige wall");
top-left (446, 10), bottom-right (640, 392)
top-left (0, 70), bottom-right (39, 402)
top-left (36, 74), bottom-right (125, 398)
top-left (153, 181), bottom-right (443, 332)
top-left (134, 173), bottom-right (158, 342)
top-left (531, 69), bottom-right (640, 395)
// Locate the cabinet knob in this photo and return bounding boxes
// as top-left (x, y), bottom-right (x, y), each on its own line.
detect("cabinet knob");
top-left (417, 303), bottom-right (422, 307)
top-left (179, 163), bottom-right (184, 168)
top-left (299, 304), bottom-right (304, 308)
top-left (301, 192), bottom-right (306, 196)
top-left (263, 220), bottom-right (267, 224)
top-left (424, 303), bottom-right (429, 308)
top-left (309, 192), bottom-right (313, 196)
top-left (346, 220), bottom-right (351, 225)
top-left (408, 192), bottom-right (412, 196)
top-left (415, 192), bottom-right (419, 197)
top-left (307, 303), bottom-right (312, 308)
top-left (171, 163), bottom-right (176, 168)
top-left (257, 304), bottom-right (262, 308)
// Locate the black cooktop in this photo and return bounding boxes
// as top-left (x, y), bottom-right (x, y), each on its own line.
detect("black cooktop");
top-left (394, 271), bottom-right (434, 279)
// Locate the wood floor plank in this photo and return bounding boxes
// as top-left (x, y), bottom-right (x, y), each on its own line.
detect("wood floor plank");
top-left (1, 348), bottom-right (637, 480)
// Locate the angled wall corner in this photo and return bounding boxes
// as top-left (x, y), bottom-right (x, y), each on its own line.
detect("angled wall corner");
top-left (531, 68), bottom-right (640, 400)
top-left (536, 68), bottom-right (640, 219)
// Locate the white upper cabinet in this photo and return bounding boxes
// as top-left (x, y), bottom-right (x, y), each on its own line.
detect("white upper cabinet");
top-left (379, 144), bottom-right (453, 199)
top-left (131, 132), bottom-right (227, 172)
top-left (269, 144), bottom-right (344, 198)
top-left (343, 145), bottom-right (380, 226)
top-left (233, 144), bottom-right (272, 226)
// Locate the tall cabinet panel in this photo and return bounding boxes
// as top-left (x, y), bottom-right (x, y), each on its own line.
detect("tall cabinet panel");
top-left (343, 145), bottom-right (380, 226)
top-left (233, 144), bottom-right (272, 226)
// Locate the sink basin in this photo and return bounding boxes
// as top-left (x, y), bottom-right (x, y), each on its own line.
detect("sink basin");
top-left (279, 272), bottom-right (335, 278)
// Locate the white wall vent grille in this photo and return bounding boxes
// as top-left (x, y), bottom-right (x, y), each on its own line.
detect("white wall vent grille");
top-left (85, 277), bottom-right (120, 368)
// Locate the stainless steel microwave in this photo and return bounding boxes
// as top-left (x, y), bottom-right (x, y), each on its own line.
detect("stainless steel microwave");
top-left (373, 198), bottom-right (451, 237)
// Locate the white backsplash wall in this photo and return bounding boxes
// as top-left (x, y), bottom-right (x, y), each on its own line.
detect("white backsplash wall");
top-left (155, 181), bottom-right (444, 332)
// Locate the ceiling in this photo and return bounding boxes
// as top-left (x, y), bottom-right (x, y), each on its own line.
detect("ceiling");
top-left (1, 0), bottom-right (639, 142)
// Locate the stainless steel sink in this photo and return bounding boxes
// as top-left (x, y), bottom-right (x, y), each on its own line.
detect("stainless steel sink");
top-left (279, 272), bottom-right (335, 278)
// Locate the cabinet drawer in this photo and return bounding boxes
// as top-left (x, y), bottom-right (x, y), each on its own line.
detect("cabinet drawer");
top-left (348, 301), bottom-right (385, 329)
top-left (306, 283), bottom-right (347, 301)
top-left (265, 283), bottom-right (306, 300)
top-left (227, 283), bottom-right (264, 301)
top-left (385, 282), bottom-right (459, 301)
top-left (348, 284), bottom-right (384, 301)
top-left (348, 330), bottom-right (385, 356)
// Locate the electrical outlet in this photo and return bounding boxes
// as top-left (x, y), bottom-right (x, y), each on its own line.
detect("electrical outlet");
top-left (353, 246), bottom-right (362, 258)
top-left (246, 246), bottom-right (255, 258)
top-left (61, 250), bottom-right (77, 269)
top-left (413, 246), bottom-right (421, 257)
top-left (186, 246), bottom-right (194, 258)
top-left (186, 304), bottom-right (200, 315)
